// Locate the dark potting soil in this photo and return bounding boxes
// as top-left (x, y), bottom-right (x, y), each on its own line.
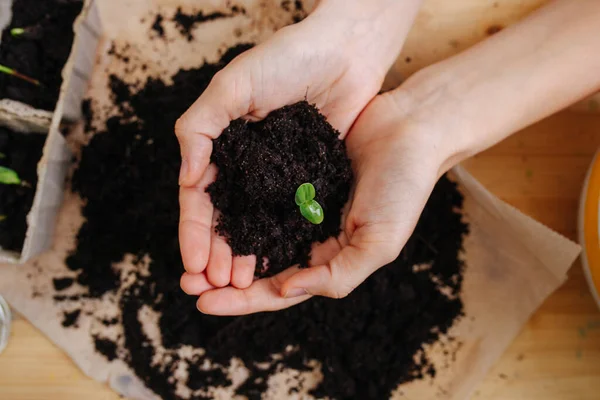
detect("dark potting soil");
top-left (208, 102), bottom-right (352, 276)
top-left (58, 43), bottom-right (468, 400)
top-left (0, 127), bottom-right (45, 253)
top-left (0, 0), bottom-right (83, 111)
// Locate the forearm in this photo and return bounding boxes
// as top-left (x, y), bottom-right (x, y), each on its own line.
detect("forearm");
top-left (309, 0), bottom-right (423, 76)
top-left (394, 0), bottom-right (600, 171)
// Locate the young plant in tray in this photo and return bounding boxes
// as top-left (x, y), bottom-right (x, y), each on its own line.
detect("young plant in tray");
top-left (295, 183), bottom-right (324, 225)
top-left (0, 64), bottom-right (41, 86)
top-left (10, 26), bottom-right (42, 40)
top-left (10, 28), bottom-right (25, 37)
top-left (0, 166), bottom-right (21, 185)
top-left (0, 166), bottom-right (22, 221)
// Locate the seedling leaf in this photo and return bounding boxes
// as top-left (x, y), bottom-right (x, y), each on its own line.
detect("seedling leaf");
top-left (295, 182), bottom-right (316, 206)
top-left (10, 28), bottom-right (25, 37)
top-left (0, 63), bottom-right (41, 86)
top-left (0, 166), bottom-right (21, 185)
top-left (300, 200), bottom-right (324, 225)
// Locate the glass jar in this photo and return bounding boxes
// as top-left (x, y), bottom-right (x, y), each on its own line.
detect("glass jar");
top-left (0, 294), bottom-right (11, 354)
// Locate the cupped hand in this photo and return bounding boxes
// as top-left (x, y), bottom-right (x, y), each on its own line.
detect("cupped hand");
top-left (176, 1), bottom-right (421, 299)
top-left (182, 91), bottom-right (451, 315)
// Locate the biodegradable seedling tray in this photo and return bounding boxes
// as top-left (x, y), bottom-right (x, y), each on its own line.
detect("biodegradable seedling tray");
top-left (0, 0), bottom-right (84, 116)
top-left (0, 0), bottom-right (98, 262)
top-left (0, 124), bottom-right (46, 263)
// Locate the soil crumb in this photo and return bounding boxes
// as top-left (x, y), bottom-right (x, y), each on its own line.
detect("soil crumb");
top-left (151, 14), bottom-right (165, 37)
top-left (62, 309), bottom-right (81, 328)
top-left (53, 277), bottom-right (74, 291)
top-left (173, 8), bottom-right (237, 41)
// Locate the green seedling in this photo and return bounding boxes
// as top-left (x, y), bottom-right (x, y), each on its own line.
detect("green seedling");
top-left (0, 215), bottom-right (6, 222)
top-left (10, 28), bottom-right (25, 37)
top-left (0, 64), bottom-right (41, 86)
top-left (295, 183), bottom-right (324, 225)
top-left (9, 27), bottom-right (41, 39)
top-left (0, 166), bottom-right (21, 185)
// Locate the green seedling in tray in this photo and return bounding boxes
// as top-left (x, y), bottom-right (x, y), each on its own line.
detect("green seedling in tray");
top-left (10, 26), bottom-right (41, 39)
top-left (0, 166), bottom-right (21, 185)
top-left (10, 28), bottom-right (25, 37)
top-left (0, 64), bottom-right (41, 86)
top-left (295, 183), bottom-right (324, 225)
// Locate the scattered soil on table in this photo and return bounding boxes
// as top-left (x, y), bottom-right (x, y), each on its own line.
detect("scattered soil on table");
top-left (173, 7), bottom-right (241, 41)
top-left (208, 102), bottom-right (352, 276)
top-left (52, 277), bottom-right (74, 291)
top-left (61, 309), bottom-right (81, 327)
top-left (54, 40), bottom-right (468, 400)
top-left (0, 0), bottom-right (83, 111)
top-left (94, 336), bottom-right (118, 361)
top-left (150, 14), bottom-right (165, 37)
top-left (0, 127), bottom-right (45, 253)
top-left (155, 1), bottom-right (304, 41)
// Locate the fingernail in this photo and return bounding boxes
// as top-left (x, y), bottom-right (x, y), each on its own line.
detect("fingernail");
top-left (179, 158), bottom-right (188, 184)
top-left (284, 287), bottom-right (308, 298)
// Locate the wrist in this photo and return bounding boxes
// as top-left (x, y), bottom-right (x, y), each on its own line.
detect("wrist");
top-left (380, 64), bottom-right (478, 176)
top-left (308, 0), bottom-right (423, 77)
top-left (387, 0), bottom-right (600, 175)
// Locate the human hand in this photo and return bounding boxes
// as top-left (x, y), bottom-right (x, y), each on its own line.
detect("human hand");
top-left (176, 0), bottom-right (422, 294)
top-left (181, 89), bottom-right (452, 314)
top-left (180, 0), bottom-right (600, 315)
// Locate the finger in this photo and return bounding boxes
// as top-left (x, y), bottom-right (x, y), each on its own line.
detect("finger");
top-left (281, 227), bottom-right (399, 299)
top-left (206, 212), bottom-right (233, 288)
top-left (197, 267), bottom-right (311, 316)
top-left (231, 255), bottom-right (256, 289)
top-left (180, 272), bottom-right (215, 295)
top-left (179, 165), bottom-right (217, 274)
top-left (177, 133), bottom-right (213, 187)
top-left (308, 237), bottom-right (342, 266)
top-left (175, 65), bottom-right (253, 186)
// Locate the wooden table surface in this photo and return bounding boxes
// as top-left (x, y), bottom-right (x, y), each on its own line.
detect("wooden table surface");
top-left (1, 0), bottom-right (600, 399)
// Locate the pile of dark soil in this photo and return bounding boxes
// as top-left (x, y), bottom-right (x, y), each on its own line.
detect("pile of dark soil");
top-left (208, 102), bottom-right (352, 276)
top-left (57, 42), bottom-right (469, 400)
top-left (0, 127), bottom-right (45, 252)
top-left (0, 0), bottom-right (83, 111)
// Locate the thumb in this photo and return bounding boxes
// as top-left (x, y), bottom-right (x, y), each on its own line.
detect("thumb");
top-left (281, 228), bottom-right (401, 299)
top-left (174, 66), bottom-right (253, 187)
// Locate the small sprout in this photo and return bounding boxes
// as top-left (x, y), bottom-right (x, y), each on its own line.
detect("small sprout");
top-left (9, 27), bottom-right (41, 39)
top-left (0, 215), bottom-right (6, 222)
top-left (295, 183), bottom-right (324, 225)
top-left (0, 64), bottom-right (41, 86)
top-left (0, 166), bottom-right (21, 185)
top-left (10, 28), bottom-right (25, 37)
top-left (295, 183), bottom-right (316, 206)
